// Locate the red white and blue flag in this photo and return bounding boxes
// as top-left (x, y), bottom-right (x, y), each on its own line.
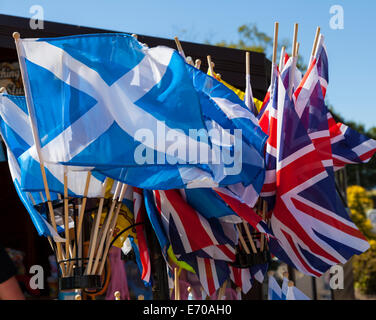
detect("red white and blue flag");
top-left (268, 60), bottom-right (370, 277)
top-left (133, 187), bottom-right (152, 284)
top-left (152, 189), bottom-right (235, 260)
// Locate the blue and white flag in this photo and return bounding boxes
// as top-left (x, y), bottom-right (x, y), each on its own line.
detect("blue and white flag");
top-left (286, 284), bottom-right (310, 300)
top-left (267, 274), bottom-right (282, 300)
top-left (17, 33), bottom-right (266, 190)
top-left (0, 92), bottom-right (63, 239)
top-left (0, 93), bottom-right (105, 198)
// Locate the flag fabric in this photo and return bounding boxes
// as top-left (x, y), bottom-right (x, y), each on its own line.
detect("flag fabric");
top-left (258, 64), bottom-right (279, 212)
top-left (286, 284), bottom-right (310, 300)
top-left (293, 46), bottom-right (333, 174)
top-left (0, 93), bottom-right (105, 198)
top-left (184, 256), bottom-right (230, 296)
top-left (250, 263), bottom-right (269, 284)
top-left (281, 276), bottom-right (289, 299)
top-left (214, 188), bottom-right (271, 235)
top-left (143, 189), bottom-right (170, 260)
top-left (18, 33), bottom-right (267, 190)
top-left (268, 61), bottom-right (370, 277)
top-left (330, 119), bottom-right (376, 171)
top-left (229, 266), bottom-right (253, 294)
top-left (0, 139), bottom-right (5, 162)
top-left (267, 275), bottom-right (282, 300)
top-left (0, 93), bottom-right (64, 239)
top-left (152, 189), bottom-right (235, 260)
top-left (309, 36), bottom-right (376, 169)
top-left (207, 70), bottom-right (263, 113)
top-left (133, 187), bottom-right (152, 285)
top-left (244, 71), bottom-right (257, 115)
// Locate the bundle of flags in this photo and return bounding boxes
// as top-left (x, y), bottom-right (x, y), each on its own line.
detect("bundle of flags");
top-left (0, 28), bottom-right (374, 299)
top-left (258, 33), bottom-right (375, 278)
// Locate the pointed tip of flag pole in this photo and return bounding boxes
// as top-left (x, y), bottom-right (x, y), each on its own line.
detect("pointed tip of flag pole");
top-left (12, 32), bottom-right (20, 40)
top-left (114, 291), bottom-right (121, 300)
top-left (131, 34), bottom-right (138, 40)
top-left (292, 23), bottom-right (299, 57)
top-left (272, 22), bottom-right (279, 65)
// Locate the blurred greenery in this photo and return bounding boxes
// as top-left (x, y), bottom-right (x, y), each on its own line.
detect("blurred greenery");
top-left (348, 186), bottom-right (376, 295)
top-left (209, 23), bottom-right (307, 71)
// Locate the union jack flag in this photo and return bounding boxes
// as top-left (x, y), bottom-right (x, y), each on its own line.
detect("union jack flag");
top-left (296, 35), bottom-right (376, 171)
top-left (185, 256), bottom-right (230, 296)
top-left (268, 61), bottom-right (370, 277)
top-left (133, 187), bottom-right (151, 284)
top-left (152, 189), bottom-right (235, 260)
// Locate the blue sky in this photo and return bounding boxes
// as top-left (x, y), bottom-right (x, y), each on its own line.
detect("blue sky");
top-left (1, 0), bottom-right (375, 130)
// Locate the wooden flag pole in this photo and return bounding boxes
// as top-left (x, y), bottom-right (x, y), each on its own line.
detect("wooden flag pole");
top-left (270, 22), bottom-right (279, 95)
top-left (292, 24), bottom-right (299, 57)
top-left (288, 23), bottom-right (299, 98)
top-left (174, 267), bottom-right (180, 300)
top-left (68, 171), bottom-right (92, 273)
top-left (63, 170), bottom-right (71, 274)
top-left (97, 184), bottom-right (129, 275)
top-left (272, 22), bottom-right (279, 66)
top-left (207, 55), bottom-right (215, 77)
top-left (90, 181), bottom-right (122, 274)
top-left (12, 32), bottom-right (65, 275)
top-left (174, 36), bottom-right (186, 59)
top-left (242, 221), bottom-right (257, 254)
top-left (309, 27), bottom-right (321, 66)
top-left (195, 59), bottom-right (201, 69)
top-left (85, 179), bottom-right (108, 275)
top-left (131, 34), bottom-right (138, 40)
top-left (236, 224), bottom-right (251, 254)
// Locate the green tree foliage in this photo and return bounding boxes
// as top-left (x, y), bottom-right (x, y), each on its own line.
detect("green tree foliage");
top-left (212, 23), bottom-right (307, 71)
top-left (347, 186), bottom-right (376, 295)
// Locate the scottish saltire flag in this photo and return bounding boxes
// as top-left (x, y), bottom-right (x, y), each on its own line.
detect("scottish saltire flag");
top-left (0, 93), bottom-right (105, 197)
top-left (281, 276), bottom-right (289, 300)
top-left (0, 93), bottom-right (64, 239)
top-left (268, 275), bottom-right (282, 300)
top-left (268, 64), bottom-right (369, 277)
top-left (179, 188), bottom-right (240, 221)
top-left (133, 187), bottom-right (151, 285)
top-left (18, 33), bottom-right (266, 190)
top-left (286, 284), bottom-right (310, 300)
